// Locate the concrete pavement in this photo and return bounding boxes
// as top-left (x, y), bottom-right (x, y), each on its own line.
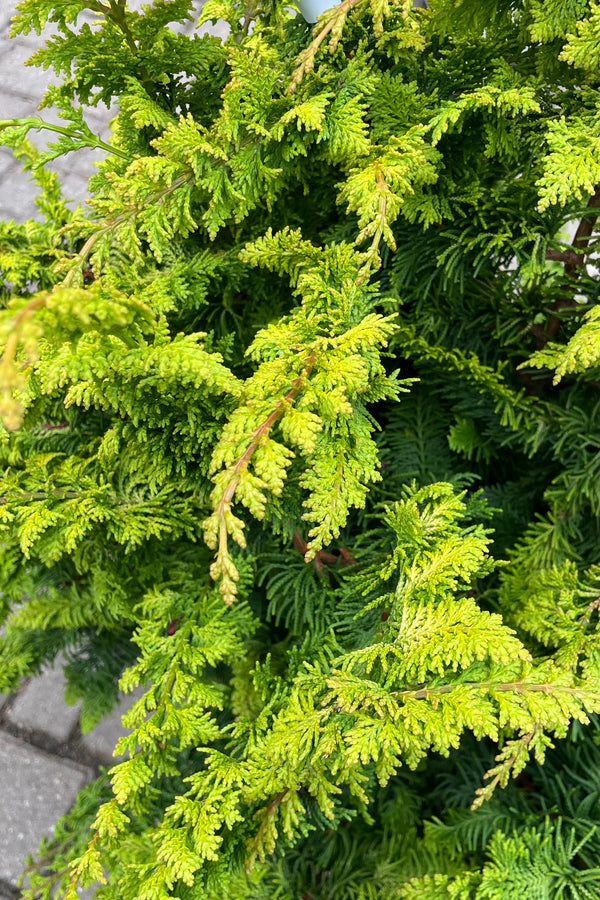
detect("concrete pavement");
top-left (0, 1), bottom-right (225, 894)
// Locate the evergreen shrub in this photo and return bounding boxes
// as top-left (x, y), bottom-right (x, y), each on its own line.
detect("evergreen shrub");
top-left (0, 0), bottom-right (598, 897)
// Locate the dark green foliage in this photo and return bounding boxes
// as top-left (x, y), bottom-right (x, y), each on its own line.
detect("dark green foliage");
top-left (0, 0), bottom-right (598, 897)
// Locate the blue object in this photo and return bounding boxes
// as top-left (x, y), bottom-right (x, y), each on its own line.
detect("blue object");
top-left (298, 0), bottom-right (335, 23)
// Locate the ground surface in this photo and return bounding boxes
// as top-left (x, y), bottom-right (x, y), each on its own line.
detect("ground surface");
top-left (0, 662), bottom-right (145, 897)
top-left (0, 2), bottom-right (225, 895)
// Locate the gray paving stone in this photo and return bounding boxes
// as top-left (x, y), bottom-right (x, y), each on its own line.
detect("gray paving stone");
top-left (1, 0), bottom-right (230, 223)
top-left (0, 148), bottom-right (18, 177)
top-left (0, 43), bottom-right (46, 98)
top-left (0, 731), bottom-right (92, 885)
top-left (7, 657), bottom-right (82, 741)
top-left (0, 178), bottom-right (39, 222)
top-left (81, 685), bottom-right (147, 765)
top-left (1, 10), bottom-right (14, 30)
top-left (75, 887), bottom-right (97, 900)
top-left (0, 89), bottom-right (41, 121)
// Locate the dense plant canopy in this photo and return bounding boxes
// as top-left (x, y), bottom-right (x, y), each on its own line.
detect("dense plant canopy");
top-left (0, 0), bottom-right (598, 897)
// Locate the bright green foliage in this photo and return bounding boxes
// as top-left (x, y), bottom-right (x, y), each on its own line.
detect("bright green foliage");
top-left (0, 0), bottom-right (599, 897)
top-left (523, 304), bottom-right (600, 383)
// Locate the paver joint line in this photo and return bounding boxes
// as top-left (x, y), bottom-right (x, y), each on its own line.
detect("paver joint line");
top-left (0, 3), bottom-right (222, 893)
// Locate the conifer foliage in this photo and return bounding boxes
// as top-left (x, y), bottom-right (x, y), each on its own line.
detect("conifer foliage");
top-left (0, 0), bottom-right (599, 897)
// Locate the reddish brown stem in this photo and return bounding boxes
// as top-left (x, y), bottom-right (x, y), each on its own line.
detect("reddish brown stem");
top-left (338, 547), bottom-right (357, 566)
top-left (390, 680), bottom-right (589, 701)
top-left (545, 249), bottom-right (584, 266)
top-left (532, 186), bottom-right (600, 349)
top-left (579, 596), bottom-right (600, 629)
top-left (292, 528), bottom-right (356, 572)
top-left (212, 356), bottom-right (316, 602)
